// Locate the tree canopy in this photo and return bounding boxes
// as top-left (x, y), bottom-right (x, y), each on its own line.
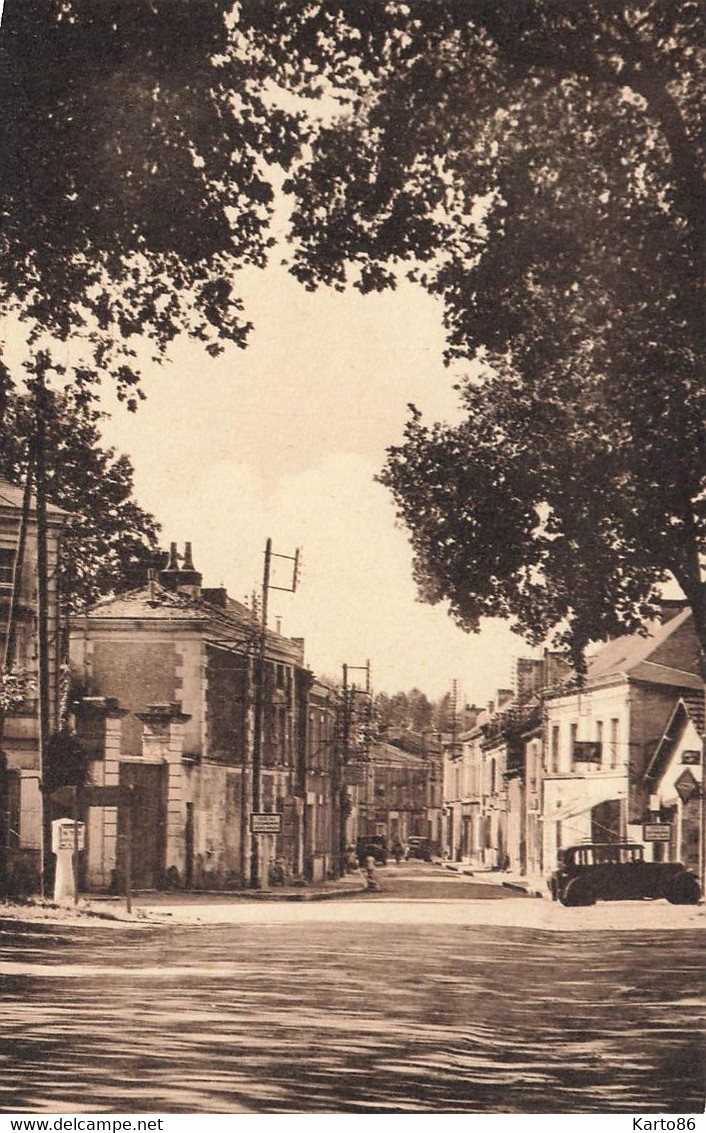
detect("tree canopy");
top-left (0, 0), bottom-right (301, 402)
top-left (1, 1), bottom-right (704, 664)
top-left (245, 0), bottom-right (704, 666)
top-left (0, 380), bottom-right (159, 612)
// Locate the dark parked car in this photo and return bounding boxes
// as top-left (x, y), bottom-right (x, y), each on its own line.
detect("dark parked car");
top-left (406, 836), bottom-right (432, 862)
top-left (357, 835), bottom-right (388, 866)
top-left (549, 842), bottom-right (701, 907)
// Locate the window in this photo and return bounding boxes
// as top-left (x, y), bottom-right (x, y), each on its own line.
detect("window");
top-left (570, 722), bottom-right (578, 763)
top-left (596, 721), bottom-right (603, 766)
top-left (551, 725), bottom-right (560, 773)
top-left (610, 719), bottom-right (619, 767)
top-left (0, 547), bottom-right (14, 587)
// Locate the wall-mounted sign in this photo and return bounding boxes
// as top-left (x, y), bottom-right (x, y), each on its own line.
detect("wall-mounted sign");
top-left (681, 750), bottom-right (701, 765)
top-left (674, 769), bottom-right (700, 803)
top-left (250, 812), bottom-right (282, 834)
top-left (643, 823), bottom-right (672, 843)
top-left (572, 741), bottom-right (602, 763)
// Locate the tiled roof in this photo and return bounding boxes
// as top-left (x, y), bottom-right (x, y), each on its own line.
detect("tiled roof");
top-left (86, 586), bottom-right (208, 621)
top-left (76, 583), bottom-right (304, 662)
top-left (585, 607), bottom-right (696, 685)
top-left (0, 476), bottom-right (68, 516)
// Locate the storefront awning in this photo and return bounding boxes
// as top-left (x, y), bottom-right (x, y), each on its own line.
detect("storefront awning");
top-left (544, 774), bottom-right (627, 823)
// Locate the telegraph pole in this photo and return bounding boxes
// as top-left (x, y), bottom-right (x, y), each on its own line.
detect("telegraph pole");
top-left (249, 538), bottom-right (300, 889)
top-left (338, 660), bottom-right (371, 875)
top-left (34, 366), bottom-right (51, 898)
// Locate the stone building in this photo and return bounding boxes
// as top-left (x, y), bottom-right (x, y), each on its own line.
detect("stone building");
top-left (69, 545), bottom-right (339, 890)
top-left (0, 478), bottom-right (67, 891)
top-left (362, 739), bottom-right (432, 848)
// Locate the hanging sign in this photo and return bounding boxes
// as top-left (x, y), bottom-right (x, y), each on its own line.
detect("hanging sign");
top-left (572, 741), bottom-right (602, 763)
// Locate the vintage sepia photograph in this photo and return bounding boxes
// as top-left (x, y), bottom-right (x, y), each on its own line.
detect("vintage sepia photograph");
top-left (0, 0), bottom-right (704, 1119)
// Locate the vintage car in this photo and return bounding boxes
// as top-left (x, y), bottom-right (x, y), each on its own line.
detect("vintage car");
top-left (549, 842), bottom-right (701, 907)
top-left (406, 836), bottom-right (433, 862)
top-left (356, 835), bottom-right (388, 866)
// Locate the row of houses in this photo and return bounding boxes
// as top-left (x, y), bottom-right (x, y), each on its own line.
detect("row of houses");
top-left (0, 478), bottom-right (440, 894)
top-left (443, 605), bottom-right (704, 890)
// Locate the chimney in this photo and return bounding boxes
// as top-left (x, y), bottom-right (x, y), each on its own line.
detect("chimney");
top-left (159, 540), bottom-right (202, 598)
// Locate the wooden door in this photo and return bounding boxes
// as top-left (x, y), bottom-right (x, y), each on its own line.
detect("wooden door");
top-left (118, 762), bottom-right (167, 889)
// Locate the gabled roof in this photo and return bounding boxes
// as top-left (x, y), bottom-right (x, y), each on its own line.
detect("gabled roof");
top-left (583, 607), bottom-right (700, 689)
top-left (644, 695), bottom-right (704, 786)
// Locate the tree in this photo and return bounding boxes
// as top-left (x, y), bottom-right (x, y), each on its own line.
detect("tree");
top-left (238, 0), bottom-right (704, 667)
top-left (0, 0), bottom-right (302, 402)
top-left (2, 2), bottom-right (704, 667)
top-left (0, 385), bottom-right (159, 612)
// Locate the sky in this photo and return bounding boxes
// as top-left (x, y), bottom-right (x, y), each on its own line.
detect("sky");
top-left (96, 252), bottom-right (535, 705)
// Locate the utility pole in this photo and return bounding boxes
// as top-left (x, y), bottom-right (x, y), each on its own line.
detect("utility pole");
top-left (338, 660), bottom-right (371, 875)
top-left (34, 365), bottom-right (51, 898)
top-left (250, 538), bottom-right (300, 889)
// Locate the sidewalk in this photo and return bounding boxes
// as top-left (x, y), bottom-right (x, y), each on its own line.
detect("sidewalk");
top-left (439, 860), bottom-right (546, 897)
top-left (130, 871), bottom-right (369, 906)
top-left (0, 872), bottom-right (369, 930)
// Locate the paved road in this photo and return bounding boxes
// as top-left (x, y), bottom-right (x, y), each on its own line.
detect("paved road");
top-left (0, 867), bottom-right (703, 1115)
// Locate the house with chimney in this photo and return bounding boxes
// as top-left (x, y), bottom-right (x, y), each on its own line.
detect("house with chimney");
top-left (540, 602), bottom-right (702, 876)
top-left (68, 543), bottom-right (340, 890)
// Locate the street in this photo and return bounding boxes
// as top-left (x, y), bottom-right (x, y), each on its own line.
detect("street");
top-left (0, 864), bottom-right (704, 1115)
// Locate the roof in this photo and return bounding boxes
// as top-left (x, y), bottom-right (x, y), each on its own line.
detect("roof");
top-left (584, 607), bottom-right (694, 684)
top-left (74, 582), bottom-right (305, 663)
top-left (0, 477), bottom-right (68, 517)
top-left (369, 741), bottom-right (427, 768)
top-left (85, 586), bottom-right (208, 622)
top-left (644, 694), bottom-right (705, 786)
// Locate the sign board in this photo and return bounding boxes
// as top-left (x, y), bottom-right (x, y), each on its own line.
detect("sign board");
top-left (643, 823), bottom-right (672, 843)
top-left (250, 812), bottom-right (282, 835)
top-left (51, 820), bottom-right (86, 853)
top-left (681, 750), bottom-right (701, 765)
top-left (572, 741), bottom-right (602, 763)
top-left (674, 768), bottom-right (700, 803)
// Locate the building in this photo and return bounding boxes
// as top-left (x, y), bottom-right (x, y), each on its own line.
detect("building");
top-left (0, 478), bottom-right (67, 892)
top-left (540, 604), bottom-right (702, 875)
top-left (298, 675), bottom-right (339, 881)
top-left (362, 740), bottom-right (432, 849)
top-left (643, 693), bottom-right (703, 874)
top-left (68, 544), bottom-right (339, 891)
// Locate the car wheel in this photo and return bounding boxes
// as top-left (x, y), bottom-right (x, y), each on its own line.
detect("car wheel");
top-left (666, 874), bottom-right (701, 905)
top-left (560, 877), bottom-right (596, 907)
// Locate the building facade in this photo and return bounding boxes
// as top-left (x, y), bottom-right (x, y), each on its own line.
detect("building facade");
top-left (0, 478), bottom-right (67, 892)
top-left (69, 545), bottom-right (340, 891)
top-left (540, 605), bottom-right (702, 875)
